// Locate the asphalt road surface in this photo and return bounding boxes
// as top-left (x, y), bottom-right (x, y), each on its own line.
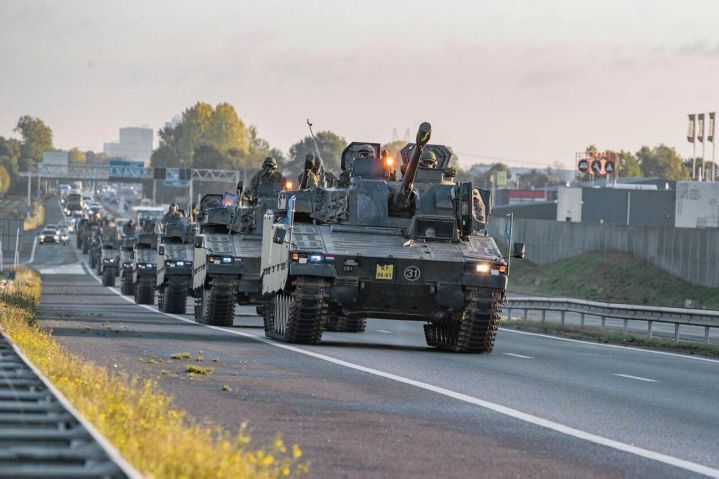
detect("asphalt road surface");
top-left (31, 200), bottom-right (719, 478)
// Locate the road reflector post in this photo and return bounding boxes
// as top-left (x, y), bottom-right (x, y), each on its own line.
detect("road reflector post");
top-left (541, 310), bottom-right (546, 323)
top-left (674, 324), bottom-right (680, 341)
top-left (580, 312), bottom-right (585, 328)
top-left (648, 320), bottom-right (653, 340)
top-left (560, 310), bottom-right (565, 326)
top-left (623, 319), bottom-right (628, 338)
top-left (705, 326), bottom-right (710, 344)
top-left (601, 316), bottom-right (606, 329)
top-left (523, 308), bottom-right (528, 322)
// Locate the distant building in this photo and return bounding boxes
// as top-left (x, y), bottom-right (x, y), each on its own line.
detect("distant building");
top-left (103, 127), bottom-right (153, 163)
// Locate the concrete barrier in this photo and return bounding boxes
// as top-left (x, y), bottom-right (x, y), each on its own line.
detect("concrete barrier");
top-left (489, 217), bottom-right (719, 287)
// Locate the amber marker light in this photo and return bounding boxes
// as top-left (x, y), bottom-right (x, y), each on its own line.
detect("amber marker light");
top-left (386, 156), bottom-right (394, 167)
top-left (285, 180), bottom-right (293, 190)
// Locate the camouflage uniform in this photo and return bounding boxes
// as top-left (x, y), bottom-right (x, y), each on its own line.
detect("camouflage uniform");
top-left (244, 157), bottom-right (285, 203)
top-left (298, 154), bottom-right (322, 188)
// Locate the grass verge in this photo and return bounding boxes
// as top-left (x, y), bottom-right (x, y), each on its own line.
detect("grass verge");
top-left (23, 201), bottom-right (45, 231)
top-left (509, 251), bottom-right (719, 309)
top-left (0, 267), bottom-right (308, 478)
top-left (502, 317), bottom-right (719, 358)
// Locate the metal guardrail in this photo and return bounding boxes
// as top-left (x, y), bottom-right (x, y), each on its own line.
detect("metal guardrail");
top-left (0, 332), bottom-right (141, 478)
top-left (507, 296), bottom-right (719, 344)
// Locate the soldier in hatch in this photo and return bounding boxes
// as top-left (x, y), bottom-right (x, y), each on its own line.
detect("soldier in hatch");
top-left (162, 203), bottom-right (182, 223)
top-left (244, 157), bottom-right (285, 203)
top-left (338, 144), bottom-right (376, 187)
top-left (298, 154), bottom-right (321, 189)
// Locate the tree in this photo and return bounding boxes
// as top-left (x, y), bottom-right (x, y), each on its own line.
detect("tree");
top-left (68, 148), bottom-right (86, 165)
top-left (287, 130), bottom-right (346, 177)
top-left (192, 144), bottom-right (231, 169)
top-left (178, 102), bottom-right (214, 160)
top-left (617, 150), bottom-right (641, 177)
top-left (150, 144), bottom-right (183, 168)
top-left (637, 145), bottom-right (690, 179)
top-left (204, 103), bottom-right (249, 155)
top-left (14, 116), bottom-right (53, 169)
top-left (0, 165), bottom-right (10, 197)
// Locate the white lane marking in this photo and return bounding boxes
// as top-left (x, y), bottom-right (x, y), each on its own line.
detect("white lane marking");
top-left (21, 237), bottom-right (38, 265)
top-left (501, 328), bottom-right (719, 365)
top-left (79, 261), bottom-right (719, 478)
top-left (613, 374), bottom-right (659, 383)
top-left (503, 353), bottom-right (534, 359)
top-left (37, 263), bottom-right (85, 275)
top-left (376, 329), bottom-right (393, 334)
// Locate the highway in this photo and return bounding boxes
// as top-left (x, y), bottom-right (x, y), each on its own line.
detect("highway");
top-left (32, 200), bottom-right (719, 478)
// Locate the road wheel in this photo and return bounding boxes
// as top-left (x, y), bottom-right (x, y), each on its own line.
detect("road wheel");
top-left (134, 276), bottom-right (155, 305)
top-left (264, 277), bottom-right (328, 344)
top-left (157, 287), bottom-right (166, 311)
top-left (325, 304), bottom-right (366, 333)
top-left (121, 273), bottom-right (134, 295)
top-left (164, 276), bottom-right (188, 314)
top-left (196, 277), bottom-right (236, 326)
top-left (423, 288), bottom-right (503, 353)
top-left (102, 269), bottom-right (115, 287)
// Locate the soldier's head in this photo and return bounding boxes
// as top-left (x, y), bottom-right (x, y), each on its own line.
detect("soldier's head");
top-left (419, 149), bottom-right (437, 168)
top-left (263, 157), bottom-right (277, 170)
top-left (356, 144), bottom-right (376, 159)
top-left (169, 202), bottom-right (178, 213)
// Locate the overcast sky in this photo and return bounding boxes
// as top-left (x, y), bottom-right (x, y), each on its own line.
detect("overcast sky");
top-left (2, 0), bottom-right (719, 168)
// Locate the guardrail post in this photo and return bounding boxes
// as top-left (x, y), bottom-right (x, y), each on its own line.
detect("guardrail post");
top-left (674, 324), bottom-right (680, 342)
top-left (648, 320), bottom-right (653, 340)
top-left (580, 312), bottom-right (585, 328)
top-left (560, 310), bottom-right (565, 326)
top-left (705, 326), bottom-right (710, 345)
top-left (541, 310), bottom-right (546, 323)
top-left (623, 319), bottom-right (628, 338)
top-left (601, 316), bottom-right (605, 329)
top-left (523, 309), bottom-right (528, 322)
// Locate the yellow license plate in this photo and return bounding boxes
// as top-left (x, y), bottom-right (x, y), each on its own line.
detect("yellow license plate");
top-left (375, 264), bottom-right (394, 280)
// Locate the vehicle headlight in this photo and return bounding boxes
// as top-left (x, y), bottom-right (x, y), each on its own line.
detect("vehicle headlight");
top-left (309, 253), bottom-right (323, 263)
top-left (137, 263), bottom-right (145, 269)
top-left (475, 263), bottom-right (490, 274)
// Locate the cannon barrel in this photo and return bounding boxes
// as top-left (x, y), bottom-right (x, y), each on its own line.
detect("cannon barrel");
top-left (393, 122), bottom-right (431, 209)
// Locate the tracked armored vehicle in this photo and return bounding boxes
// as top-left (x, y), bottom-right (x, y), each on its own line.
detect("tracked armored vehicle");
top-left (99, 235), bottom-right (121, 286)
top-left (120, 232), bottom-right (138, 295)
top-left (192, 182), bottom-right (283, 326)
top-left (261, 122), bottom-right (522, 353)
top-left (157, 215), bottom-right (193, 314)
top-left (131, 232), bottom-right (157, 305)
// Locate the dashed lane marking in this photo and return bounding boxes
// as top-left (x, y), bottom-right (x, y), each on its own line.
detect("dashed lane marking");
top-left (376, 330), bottom-right (393, 334)
top-left (503, 353), bottom-right (534, 359)
top-left (78, 260), bottom-right (719, 478)
top-left (613, 374), bottom-right (659, 383)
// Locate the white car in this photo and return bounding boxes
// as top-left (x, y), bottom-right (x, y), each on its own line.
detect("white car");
top-left (38, 229), bottom-right (60, 245)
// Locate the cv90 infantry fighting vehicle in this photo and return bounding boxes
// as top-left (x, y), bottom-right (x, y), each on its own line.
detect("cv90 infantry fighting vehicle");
top-left (157, 215), bottom-right (193, 314)
top-left (131, 232), bottom-right (157, 305)
top-left (260, 122), bottom-right (524, 353)
top-left (120, 232), bottom-right (138, 295)
top-left (192, 186), bottom-right (280, 325)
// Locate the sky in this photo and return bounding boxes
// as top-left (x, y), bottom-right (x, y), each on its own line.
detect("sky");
top-left (2, 0), bottom-right (719, 169)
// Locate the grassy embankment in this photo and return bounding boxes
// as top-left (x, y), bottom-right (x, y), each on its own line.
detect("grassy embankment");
top-left (508, 251), bottom-right (719, 309)
top-left (504, 251), bottom-right (719, 356)
top-left (0, 267), bottom-right (307, 478)
top-left (23, 201), bottom-right (45, 231)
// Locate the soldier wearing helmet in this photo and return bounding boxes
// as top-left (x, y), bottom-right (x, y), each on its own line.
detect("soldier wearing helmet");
top-left (338, 144), bottom-right (376, 187)
top-left (162, 202), bottom-right (183, 223)
top-left (244, 156), bottom-right (285, 203)
top-left (298, 153), bottom-right (322, 189)
top-left (419, 149), bottom-right (437, 169)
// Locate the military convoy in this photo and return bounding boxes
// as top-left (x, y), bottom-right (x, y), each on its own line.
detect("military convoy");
top-left (76, 122), bottom-right (523, 354)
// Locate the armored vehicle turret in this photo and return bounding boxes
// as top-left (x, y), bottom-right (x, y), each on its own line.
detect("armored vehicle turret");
top-left (131, 232), bottom-right (157, 305)
top-left (260, 122), bottom-right (521, 353)
top-left (192, 181), bottom-right (283, 326)
top-left (156, 214), bottom-right (193, 314)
